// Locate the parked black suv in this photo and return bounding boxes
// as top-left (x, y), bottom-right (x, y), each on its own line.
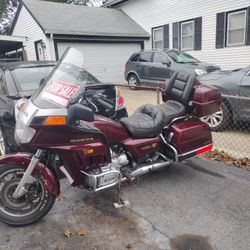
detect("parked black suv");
top-left (125, 49), bottom-right (220, 87)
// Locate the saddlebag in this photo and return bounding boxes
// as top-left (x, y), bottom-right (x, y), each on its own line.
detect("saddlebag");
top-left (190, 84), bottom-right (221, 117)
top-left (165, 120), bottom-right (212, 158)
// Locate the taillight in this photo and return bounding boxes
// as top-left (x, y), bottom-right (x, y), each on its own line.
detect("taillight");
top-left (196, 144), bottom-right (213, 155)
top-left (115, 87), bottom-right (125, 109)
top-left (125, 61), bottom-right (128, 70)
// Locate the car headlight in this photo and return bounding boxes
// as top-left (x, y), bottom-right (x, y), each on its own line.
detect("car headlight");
top-left (195, 68), bottom-right (207, 76)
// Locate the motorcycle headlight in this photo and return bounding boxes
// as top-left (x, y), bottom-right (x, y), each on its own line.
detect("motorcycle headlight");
top-left (195, 68), bottom-right (207, 76)
top-left (14, 98), bottom-right (28, 121)
top-left (15, 119), bottom-right (36, 144)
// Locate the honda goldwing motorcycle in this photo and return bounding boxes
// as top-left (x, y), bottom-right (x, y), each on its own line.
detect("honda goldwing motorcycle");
top-left (0, 48), bottom-right (221, 226)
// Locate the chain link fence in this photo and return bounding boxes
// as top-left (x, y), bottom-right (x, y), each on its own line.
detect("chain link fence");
top-left (116, 84), bottom-right (250, 159)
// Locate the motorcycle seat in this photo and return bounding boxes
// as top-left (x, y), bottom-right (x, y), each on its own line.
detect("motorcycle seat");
top-left (120, 104), bottom-right (165, 139)
top-left (159, 100), bottom-right (186, 125)
top-left (160, 71), bottom-right (196, 125)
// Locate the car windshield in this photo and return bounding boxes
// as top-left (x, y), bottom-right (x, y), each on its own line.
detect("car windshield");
top-left (165, 50), bottom-right (199, 63)
top-left (11, 66), bottom-right (54, 92)
top-left (32, 47), bottom-right (100, 109)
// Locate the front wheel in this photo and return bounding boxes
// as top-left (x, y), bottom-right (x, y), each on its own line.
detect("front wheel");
top-left (0, 165), bottom-right (56, 226)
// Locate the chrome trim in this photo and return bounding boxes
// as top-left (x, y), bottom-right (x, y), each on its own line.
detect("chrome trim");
top-left (36, 108), bottom-right (67, 117)
top-left (81, 168), bottom-right (122, 192)
top-left (222, 94), bottom-right (250, 101)
top-left (163, 116), bottom-right (186, 129)
top-left (160, 133), bottom-right (178, 163)
top-left (177, 143), bottom-right (213, 158)
top-left (13, 149), bottom-right (43, 198)
top-left (129, 160), bottom-right (172, 178)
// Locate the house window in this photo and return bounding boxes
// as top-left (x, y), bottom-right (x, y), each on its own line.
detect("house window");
top-left (181, 21), bottom-right (194, 50)
top-left (227, 10), bottom-right (247, 46)
top-left (153, 27), bottom-right (163, 49)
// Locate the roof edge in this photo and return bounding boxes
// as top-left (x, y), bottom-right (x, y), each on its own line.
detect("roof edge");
top-left (10, 1), bottom-right (22, 35)
top-left (102, 0), bottom-right (130, 8)
top-left (11, 0), bottom-right (45, 35)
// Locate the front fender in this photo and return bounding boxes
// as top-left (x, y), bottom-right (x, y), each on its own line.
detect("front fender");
top-left (0, 153), bottom-right (60, 196)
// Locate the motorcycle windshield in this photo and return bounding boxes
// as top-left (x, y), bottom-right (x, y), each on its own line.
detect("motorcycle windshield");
top-left (32, 47), bottom-right (99, 109)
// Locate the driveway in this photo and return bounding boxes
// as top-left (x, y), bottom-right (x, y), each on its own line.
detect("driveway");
top-left (1, 158), bottom-right (250, 250)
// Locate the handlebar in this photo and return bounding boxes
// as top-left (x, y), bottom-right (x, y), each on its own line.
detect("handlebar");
top-left (95, 98), bottom-right (113, 110)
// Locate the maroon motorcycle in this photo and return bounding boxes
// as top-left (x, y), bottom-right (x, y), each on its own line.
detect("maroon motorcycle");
top-left (0, 48), bottom-right (221, 226)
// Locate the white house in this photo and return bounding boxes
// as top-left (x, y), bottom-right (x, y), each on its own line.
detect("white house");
top-left (11, 0), bottom-right (149, 83)
top-left (104, 0), bottom-right (250, 70)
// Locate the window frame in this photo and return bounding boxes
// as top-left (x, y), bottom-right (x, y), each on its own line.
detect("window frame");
top-left (181, 20), bottom-right (194, 51)
top-left (138, 52), bottom-right (153, 63)
top-left (226, 10), bottom-right (247, 47)
top-left (0, 69), bottom-right (7, 95)
top-left (153, 52), bottom-right (170, 64)
top-left (152, 27), bottom-right (164, 49)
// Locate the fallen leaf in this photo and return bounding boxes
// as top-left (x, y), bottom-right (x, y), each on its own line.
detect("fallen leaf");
top-left (77, 229), bottom-right (87, 237)
top-left (126, 243), bottom-right (132, 249)
top-left (64, 229), bottom-right (73, 238)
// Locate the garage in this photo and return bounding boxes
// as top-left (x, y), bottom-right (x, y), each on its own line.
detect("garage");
top-left (57, 42), bottom-right (141, 83)
top-left (0, 35), bottom-right (27, 61)
top-left (11, 0), bottom-right (150, 84)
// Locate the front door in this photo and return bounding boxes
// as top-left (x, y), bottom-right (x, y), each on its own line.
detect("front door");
top-left (35, 40), bottom-right (46, 61)
top-left (150, 52), bottom-right (173, 81)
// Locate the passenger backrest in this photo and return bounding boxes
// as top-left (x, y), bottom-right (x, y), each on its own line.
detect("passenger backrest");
top-left (164, 71), bottom-right (196, 105)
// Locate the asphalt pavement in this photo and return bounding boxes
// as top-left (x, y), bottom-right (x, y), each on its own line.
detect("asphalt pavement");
top-left (0, 158), bottom-right (250, 250)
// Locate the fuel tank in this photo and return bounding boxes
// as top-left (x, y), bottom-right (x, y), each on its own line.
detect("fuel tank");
top-left (93, 115), bottom-right (129, 143)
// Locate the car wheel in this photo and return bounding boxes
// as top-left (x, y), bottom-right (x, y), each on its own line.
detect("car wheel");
top-left (200, 101), bottom-right (231, 132)
top-left (128, 74), bottom-right (140, 90)
top-left (0, 128), bottom-right (10, 155)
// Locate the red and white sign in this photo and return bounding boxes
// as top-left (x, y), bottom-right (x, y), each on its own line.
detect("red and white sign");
top-left (41, 81), bottom-right (80, 107)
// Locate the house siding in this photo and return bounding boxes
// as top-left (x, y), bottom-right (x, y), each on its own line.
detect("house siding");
top-left (116, 0), bottom-right (250, 70)
top-left (12, 6), bottom-right (53, 61)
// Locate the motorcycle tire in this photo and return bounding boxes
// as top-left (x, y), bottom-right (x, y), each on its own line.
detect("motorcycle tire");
top-left (0, 164), bottom-right (56, 226)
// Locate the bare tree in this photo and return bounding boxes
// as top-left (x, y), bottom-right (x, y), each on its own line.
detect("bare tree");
top-left (0, 0), bottom-right (104, 34)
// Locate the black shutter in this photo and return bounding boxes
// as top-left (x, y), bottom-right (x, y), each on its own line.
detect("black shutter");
top-left (194, 17), bottom-right (202, 50)
top-left (172, 22), bottom-right (179, 49)
top-left (216, 12), bottom-right (226, 48)
top-left (246, 6), bottom-right (250, 45)
top-left (163, 24), bottom-right (169, 49)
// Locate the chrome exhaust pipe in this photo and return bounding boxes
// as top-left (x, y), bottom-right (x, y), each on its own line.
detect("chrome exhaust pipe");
top-left (129, 161), bottom-right (171, 178)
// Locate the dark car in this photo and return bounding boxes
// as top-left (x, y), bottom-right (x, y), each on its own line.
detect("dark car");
top-left (125, 49), bottom-right (220, 88)
top-left (0, 61), bottom-right (127, 154)
top-left (198, 66), bottom-right (250, 131)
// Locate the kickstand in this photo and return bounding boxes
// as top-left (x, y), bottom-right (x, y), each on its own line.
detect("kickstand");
top-left (113, 181), bottom-right (130, 208)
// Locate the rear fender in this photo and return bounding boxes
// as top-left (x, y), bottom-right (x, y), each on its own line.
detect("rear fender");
top-left (0, 153), bottom-right (60, 196)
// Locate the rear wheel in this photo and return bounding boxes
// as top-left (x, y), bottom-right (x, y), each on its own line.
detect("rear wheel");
top-left (201, 101), bottom-right (231, 131)
top-left (0, 165), bottom-right (56, 226)
top-left (128, 74), bottom-right (140, 90)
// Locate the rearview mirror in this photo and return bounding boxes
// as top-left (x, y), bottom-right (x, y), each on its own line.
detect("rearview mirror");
top-left (39, 77), bottom-right (48, 88)
top-left (162, 60), bottom-right (171, 67)
top-left (67, 103), bottom-right (94, 124)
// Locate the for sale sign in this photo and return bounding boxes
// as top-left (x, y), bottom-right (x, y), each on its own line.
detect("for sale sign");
top-left (41, 81), bottom-right (80, 107)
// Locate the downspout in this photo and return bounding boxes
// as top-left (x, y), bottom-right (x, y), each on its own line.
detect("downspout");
top-left (49, 33), bottom-right (56, 61)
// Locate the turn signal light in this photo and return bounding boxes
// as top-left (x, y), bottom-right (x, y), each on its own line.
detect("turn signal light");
top-left (43, 116), bottom-right (66, 125)
top-left (84, 148), bottom-right (94, 155)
